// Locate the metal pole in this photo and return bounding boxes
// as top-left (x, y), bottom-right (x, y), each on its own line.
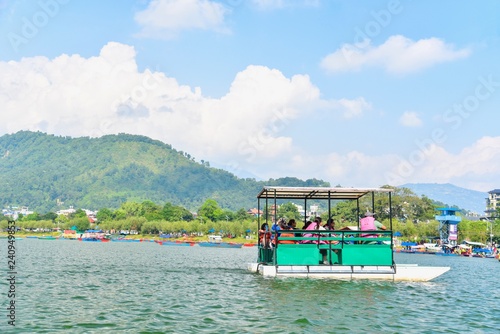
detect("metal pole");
top-left (273, 189), bottom-right (277, 224)
top-left (491, 221), bottom-right (493, 249)
top-left (257, 198), bottom-right (260, 225)
top-left (257, 198), bottom-right (261, 248)
top-left (356, 198), bottom-right (360, 229)
top-left (328, 191), bottom-right (331, 220)
top-left (371, 191), bottom-right (375, 213)
top-left (304, 197), bottom-right (307, 225)
top-left (487, 218), bottom-right (493, 250)
top-left (389, 192), bottom-right (393, 230)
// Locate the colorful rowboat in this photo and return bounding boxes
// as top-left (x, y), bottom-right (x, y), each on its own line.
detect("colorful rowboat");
top-left (38, 236), bottom-right (57, 240)
top-left (198, 242), bottom-right (243, 248)
top-left (198, 235), bottom-right (243, 248)
top-left (161, 241), bottom-right (194, 246)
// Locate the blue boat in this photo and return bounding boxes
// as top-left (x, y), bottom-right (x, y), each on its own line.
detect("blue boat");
top-left (38, 236), bottom-right (57, 240)
top-left (198, 235), bottom-right (243, 248)
top-left (81, 238), bottom-right (102, 242)
top-left (198, 242), bottom-right (243, 248)
top-left (80, 229), bottom-right (110, 242)
top-left (161, 241), bottom-right (193, 246)
top-left (435, 252), bottom-right (459, 256)
top-left (111, 238), bottom-right (140, 242)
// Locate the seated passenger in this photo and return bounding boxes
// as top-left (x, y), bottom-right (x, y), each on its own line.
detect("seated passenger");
top-left (301, 217), bottom-right (325, 243)
top-left (259, 223), bottom-right (271, 248)
top-left (302, 220), bottom-right (312, 230)
top-left (360, 211), bottom-right (386, 243)
top-left (276, 225), bottom-right (297, 244)
top-left (301, 217), bottom-right (328, 264)
top-left (324, 218), bottom-right (335, 230)
top-left (324, 218), bottom-right (339, 244)
top-left (272, 218), bottom-right (286, 235)
top-left (269, 218), bottom-right (287, 245)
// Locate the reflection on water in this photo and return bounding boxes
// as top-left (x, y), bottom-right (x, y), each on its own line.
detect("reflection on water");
top-left (0, 240), bottom-right (499, 333)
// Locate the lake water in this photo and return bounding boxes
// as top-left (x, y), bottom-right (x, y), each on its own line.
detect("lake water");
top-left (1, 239), bottom-right (499, 333)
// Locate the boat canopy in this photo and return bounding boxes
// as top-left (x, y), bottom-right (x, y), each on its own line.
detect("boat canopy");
top-left (208, 235), bottom-right (223, 243)
top-left (401, 241), bottom-right (418, 246)
top-left (257, 186), bottom-right (392, 200)
top-left (462, 241), bottom-right (487, 247)
top-left (257, 186), bottom-right (394, 232)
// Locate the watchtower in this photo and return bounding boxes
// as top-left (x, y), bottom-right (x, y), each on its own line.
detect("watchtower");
top-left (435, 208), bottom-right (462, 246)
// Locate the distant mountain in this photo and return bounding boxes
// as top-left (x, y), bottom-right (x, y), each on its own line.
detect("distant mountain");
top-left (0, 131), bottom-right (329, 213)
top-left (399, 183), bottom-right (487, 214)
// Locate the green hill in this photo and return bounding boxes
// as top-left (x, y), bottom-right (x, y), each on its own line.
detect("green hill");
top-left (0, 131), bottom-right (329, 213)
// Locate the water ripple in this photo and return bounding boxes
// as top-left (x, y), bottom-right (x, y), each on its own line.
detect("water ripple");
top-left (1, 240), bottom-right (500, 333)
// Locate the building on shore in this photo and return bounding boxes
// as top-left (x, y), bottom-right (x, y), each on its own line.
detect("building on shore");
top-left (485, 189), bottom-right (500, 219)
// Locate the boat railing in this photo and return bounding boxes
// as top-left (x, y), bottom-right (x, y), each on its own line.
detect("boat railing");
top-left (258, 229), bottom-right (394, 267)
top-left (274, 229), bottom-right (392, 242)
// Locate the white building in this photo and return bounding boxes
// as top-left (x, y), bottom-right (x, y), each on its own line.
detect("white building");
top-left (486, 189), bottom-right (500, 218)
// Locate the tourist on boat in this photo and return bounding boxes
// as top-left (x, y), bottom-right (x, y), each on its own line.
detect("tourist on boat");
top-left (323, 218), bottom-right (340, 245)
top-left (287, 219), bottom-right (298, 240)
top-left (324, 218), bottom-right (335, 230)
top-left (302, 220), bottom-right (312, 230)
top-left (275, 225), bottom-right (297, 244)
top-left (259, 223), bottom-right (271, 248)
top-left (300, 217), bottom-right (325, 243)
top-left (270, 218), bottom-right (286, 244)
top-left (312, 217), bottom-right (324, 230)
top-left (360, 212), bottom-right (386, 231)
top-left (301, 217), bottom-right (328, 264)
top-left (272, 218), bottom-right (286, 234)
top-left (360, 212), bottom-right (386, 242)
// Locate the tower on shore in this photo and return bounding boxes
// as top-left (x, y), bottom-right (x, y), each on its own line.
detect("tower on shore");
top-left (435, 208), bottom-right (462, 246)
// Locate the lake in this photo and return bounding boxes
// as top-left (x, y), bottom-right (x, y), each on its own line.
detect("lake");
top-left (1, 239), bottom-right (499, 333)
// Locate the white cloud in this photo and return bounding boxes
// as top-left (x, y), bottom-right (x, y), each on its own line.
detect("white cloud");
top-left (321, 35), bottom-right (471, 74)
top-left (249, 136), bottom-right (500, 191)
top-left (322, 151), bottom-right (399, 187)
top-left (0, 42), bottom-right (354, 168)
top-left (251, 0), bottom-right (286, 9)
top-left (399, 111), bottom-right (422, 127)
top-left (251, 0), bottom-right (320, 10)
top-left (423, 137), bottom-right (500, 179)
top-left (2, 42), bottom-right (496, 192)
top-left (335, 98), bottom-right (371, 119)
top-left (134, 0), bottom-right (229, 39)
top-left (384, 136), bottom-right (500, 191)
top-left (280, 136), bottom-right (500, 191)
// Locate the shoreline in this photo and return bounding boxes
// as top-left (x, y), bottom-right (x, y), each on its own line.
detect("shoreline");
top-left (0, 232), bottom-right (258, 244)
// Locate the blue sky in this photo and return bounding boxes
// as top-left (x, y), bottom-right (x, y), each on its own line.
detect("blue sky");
top-left (1, 0), bottom-right (499, 192)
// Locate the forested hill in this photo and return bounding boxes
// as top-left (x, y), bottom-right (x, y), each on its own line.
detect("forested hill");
top-left (0, 131), bottom-right (329, 213)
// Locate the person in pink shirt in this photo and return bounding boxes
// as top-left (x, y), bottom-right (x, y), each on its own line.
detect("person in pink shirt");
top-left (302, 217), bottom-right (328, 264)
top-left (360, 211), bottom-right (386, 242)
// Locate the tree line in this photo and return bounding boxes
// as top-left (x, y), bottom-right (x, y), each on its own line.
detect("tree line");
top-left (2, 188), bottom-right (498, 244)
